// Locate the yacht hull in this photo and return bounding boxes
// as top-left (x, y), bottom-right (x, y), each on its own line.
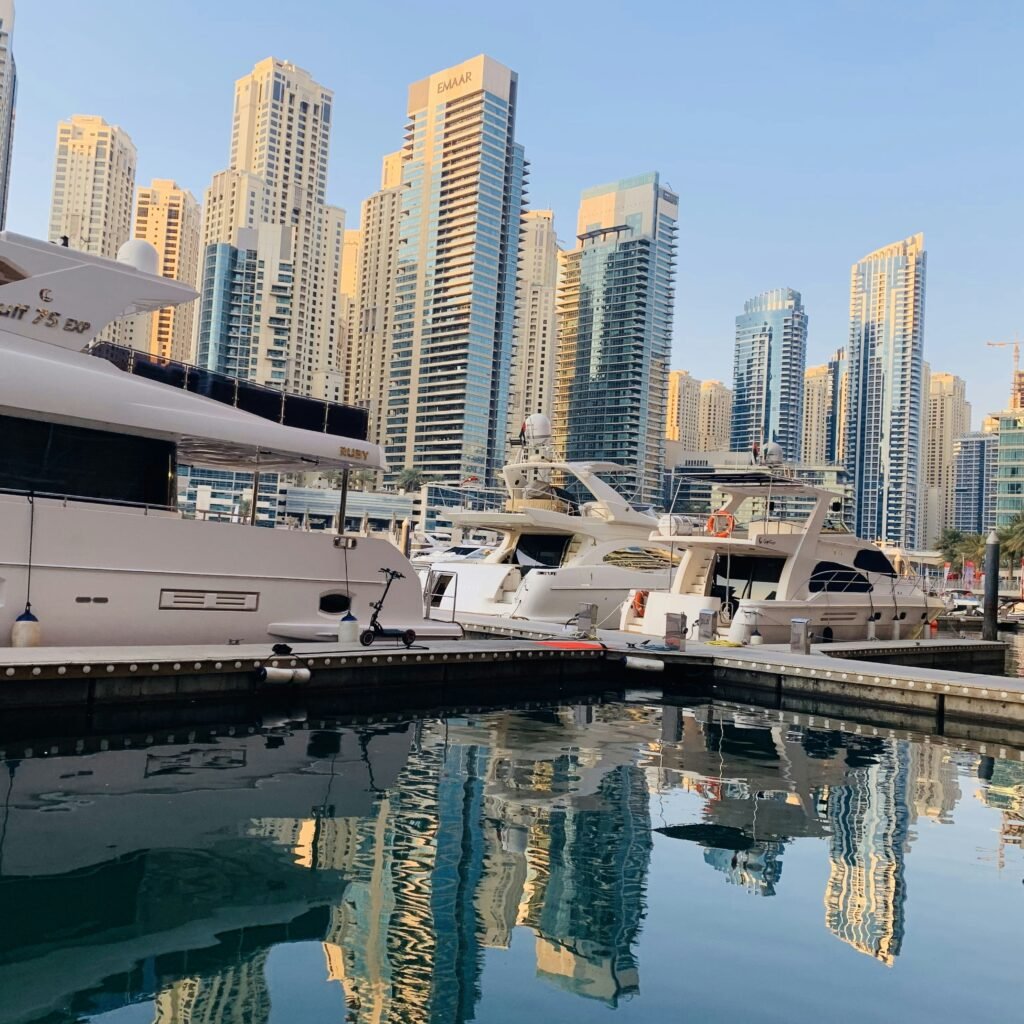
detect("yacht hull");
top-left (0, 493), bottom-right (432, 647)
top-left (423, 561), bottom-right (675, 627)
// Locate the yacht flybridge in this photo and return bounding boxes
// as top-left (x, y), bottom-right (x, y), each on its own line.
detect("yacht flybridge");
top-left (423, 416), bottom-right (678, 626)
top-left (0, 233), bottom-right (451, 647)
top-left (620, 471), bottom-right (945, 643)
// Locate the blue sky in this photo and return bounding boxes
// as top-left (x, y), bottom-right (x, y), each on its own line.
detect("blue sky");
top-left (7, 0), bottom-right (1022, 424)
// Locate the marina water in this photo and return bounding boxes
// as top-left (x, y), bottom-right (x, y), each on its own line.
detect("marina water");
top-left (1, 694), bottom-right (1020, 1023)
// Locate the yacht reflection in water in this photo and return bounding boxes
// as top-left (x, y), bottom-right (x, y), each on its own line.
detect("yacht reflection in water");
top-left (0, 698), bottom-right (1014, 1023)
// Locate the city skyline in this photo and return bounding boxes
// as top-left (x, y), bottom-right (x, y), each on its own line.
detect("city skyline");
top-left (3, 1), bottom-right (1021, 425)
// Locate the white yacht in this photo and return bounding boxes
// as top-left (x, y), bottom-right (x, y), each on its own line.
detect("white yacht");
top-left (0, 234), bottom-right (456, 647)
top-left (422, 417), bottom-right (678, 627)
top-left (620, 471), bottom-right (945, 643)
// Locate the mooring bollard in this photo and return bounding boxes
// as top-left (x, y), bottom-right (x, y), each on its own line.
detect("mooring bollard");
top-left (698, 609), bottom-right (718, 642)
top-left (664, 612), bottom-right (686, 651)
top-left (790, 617), bottom-right (810, 655)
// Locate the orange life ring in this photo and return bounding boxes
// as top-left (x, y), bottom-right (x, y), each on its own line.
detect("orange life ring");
top-left (706, 511), bottom-right (736, 538)
top-left (632, 589), bottom-right (649, 618)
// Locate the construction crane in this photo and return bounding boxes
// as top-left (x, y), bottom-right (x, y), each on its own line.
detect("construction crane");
top-left (987, 336), bottom-right (1023, 409)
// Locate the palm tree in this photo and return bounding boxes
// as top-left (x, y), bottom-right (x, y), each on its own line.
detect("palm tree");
top-left (936, 528), bottom-right (964, 563)
top-left (396, 467), bottom-right (426, 492)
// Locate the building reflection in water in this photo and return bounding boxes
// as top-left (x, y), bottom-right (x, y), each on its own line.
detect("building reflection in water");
top-left (0, 698), bottom-right (1003, 1024)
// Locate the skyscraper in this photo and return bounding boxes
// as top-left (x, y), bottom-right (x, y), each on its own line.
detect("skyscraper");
top-left (730, 288), bottom-right (807, 461)
top-left (802, 364), bottom-right (831, 465)
top-left (845, 234), bottom-right (927, 547)
top-left (666, 370), bottom-right (700, 448)
top-left (344, 153), bottom-right (404, 444)
top-left (0, 1), bottom-right (16, 229)
top-left (554, 173), bottom-right (678, 503)
top-left (698, 380), bottom-right (733, 452)
top-left (922, 372), bottom-right (970, 544)
top-left (195, 58), bottom-right (344, 398)
top-left (802, 348), bottom-right (847, 465)
top-left (381, 55), bottom-right (526, 484)
top-left (128, 180), bottom-right (201, 362)
top-left (508, 210), bottom-right (560, 436)
top-left (953, 430), bottom-right (997, 533)
top-left (48, 115), bottom-right (136, 258)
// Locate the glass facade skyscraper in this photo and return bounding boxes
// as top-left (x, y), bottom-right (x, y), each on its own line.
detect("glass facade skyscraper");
top-left (954, 430), bottom-right (997, 533)
top-left (382, 55), bottom-right (526, 485)
top-left (844, 234), bottom-right (927, 547)
top-left (554, 173), bottom-right (678, 504)
top-left (730, 288), bottom-right (807, 461)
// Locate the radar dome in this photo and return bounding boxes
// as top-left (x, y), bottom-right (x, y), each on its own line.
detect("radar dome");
top-left (762, 441), bottom-right (784, 467)
top-left (116, 239), bottom-right (159, 276)
top-left (524, 413), bottom-right (552, 443)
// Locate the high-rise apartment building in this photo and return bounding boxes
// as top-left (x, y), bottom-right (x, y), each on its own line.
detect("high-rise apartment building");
top-left (48, 115), bottom-right (136, 257)
top-left (195, 59), bottom-right (344, 398)
top-left (344, 153), bottom-right (404, 445)
top-left (380, 55), bottom-right (526, 484)
top-left (666, 370), bottom-right (700, 448)
top-left (0, 2), bottom-right (16, 229)
top-left (802, 364), bottom-right (831, 465)
top-left (922, 372), bottom-right (970, 544)
top-left (698, 380), bottom-right (733, 451)
top-left (337, 227), bottom-right (361, 394)
top-left (554, 173), bottom-right (678, 503)
top-left (802, 348), bottom-right (847, 465)
top-left (127, 179), bottom-right (201, 362)
top-left (953, 431), bottom-right (997, 534)
top-left (845, 234), bottom-right (927, 547)
top-left (995, 411), bottom-right (1024, 526)
top-left (508, 209), bottom-right (560, 436)
top-left (730, 288), bottom-right (807, 461)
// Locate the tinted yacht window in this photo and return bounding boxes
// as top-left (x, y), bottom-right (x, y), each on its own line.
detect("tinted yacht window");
top-left (809, 561), bottom-right (872, 593)
top-left (853, 548), bottom-right (897, 576)
top-left (0, 414), bottom-right (176, 507)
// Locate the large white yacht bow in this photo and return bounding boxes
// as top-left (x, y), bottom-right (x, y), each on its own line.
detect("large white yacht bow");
top-left (0, 234), bottom-right (452, 646)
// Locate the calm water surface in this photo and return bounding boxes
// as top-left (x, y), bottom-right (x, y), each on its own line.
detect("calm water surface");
top-left (1, 696), bottom-right (1021, 1024)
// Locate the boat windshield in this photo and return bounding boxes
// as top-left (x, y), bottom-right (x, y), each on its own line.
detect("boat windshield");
top-left (511, 533), bottom-right (571, 570)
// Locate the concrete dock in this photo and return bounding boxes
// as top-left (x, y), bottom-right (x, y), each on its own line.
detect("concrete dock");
top-left (0, 625), bottom-right (1019, 738)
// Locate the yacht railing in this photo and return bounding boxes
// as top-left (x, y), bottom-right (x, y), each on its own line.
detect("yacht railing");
top-left (0, 486), bottom-right (177, 515)
top-left (89, 342), bottom-right (369, 441)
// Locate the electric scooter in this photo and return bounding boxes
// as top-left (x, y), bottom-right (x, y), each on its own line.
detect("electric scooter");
top-left (360, 567), bottom-right (417, 648)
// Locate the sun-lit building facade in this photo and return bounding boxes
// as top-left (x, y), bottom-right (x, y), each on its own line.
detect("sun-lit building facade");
top-left (48, 114), bottom-right (136, 258)
top-left (381, 55), bottom-right (526, 485)
top-left (554, 172), bottom-right (678, 503)
top-left (666, 370), bottom-right (700, 448)
top-left (508, 209), bottom-right (560, 436)
top-left (698, 380), bottom-right (733, 452)
top-left (922, 372), bottom-right (970, 545)
top-left (844, 234), bottom-right (927, 547)
top-left (128, 179), bottom-right (201, 362)
top-left (194, 59), bottom-right (345, 400)
top-left (730, 288), bottom-right (807, 461)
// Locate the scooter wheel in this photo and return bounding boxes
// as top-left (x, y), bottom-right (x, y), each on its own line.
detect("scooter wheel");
top-left (359, 630), bottom-right (375, 647)
top-left (402, 630), bottom-right (417, 648)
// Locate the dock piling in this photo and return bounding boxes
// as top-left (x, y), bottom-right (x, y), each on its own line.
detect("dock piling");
top-left (983, 530), bottom-right (1000, 642)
